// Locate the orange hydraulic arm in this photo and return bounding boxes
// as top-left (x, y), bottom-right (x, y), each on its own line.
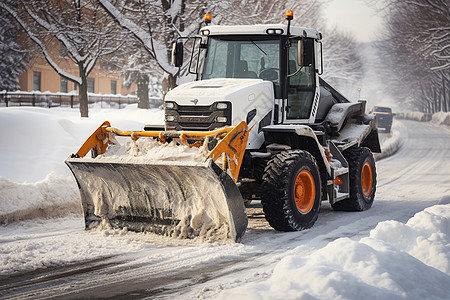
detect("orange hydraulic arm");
top-left (72, 121), bottom-right (112, 158)
top-left (71, 121), bottom-right (251, 182)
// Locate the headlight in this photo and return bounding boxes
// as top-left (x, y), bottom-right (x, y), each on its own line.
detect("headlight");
top-left (166, 115), bottom-right (175, 122)
top-left (216, 103), bottom-right (227, 109)
top-left (165, 102), bottom-right (175, 109)
top-left (216, 117), bottom-right (227, 123)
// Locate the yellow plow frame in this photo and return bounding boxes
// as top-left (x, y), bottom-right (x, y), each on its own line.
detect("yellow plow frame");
top-left (72, 121), bottom-right (251, 182)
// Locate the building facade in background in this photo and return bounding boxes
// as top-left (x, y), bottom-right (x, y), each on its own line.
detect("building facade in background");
top-left (18, 56), bottom-right (136, 95)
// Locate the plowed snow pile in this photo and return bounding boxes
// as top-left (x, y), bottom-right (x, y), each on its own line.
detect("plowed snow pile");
top-left (218, 203), bottom-right (450, 299)
top-left (0, 174), bottom-right (80, 224)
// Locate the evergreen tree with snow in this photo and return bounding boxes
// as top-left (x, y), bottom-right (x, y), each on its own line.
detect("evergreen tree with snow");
top-left (0, 10), bottom-right (28, 91)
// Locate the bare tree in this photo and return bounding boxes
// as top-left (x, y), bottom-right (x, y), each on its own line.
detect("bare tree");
top-left (321, 29), bottom-right (363, 98)
top-left (0, 0), bottom-right (128, 117)
top-left (375, 0), bottom-right (449, 112)
top-left (97, 0), bottom-right (191, 100)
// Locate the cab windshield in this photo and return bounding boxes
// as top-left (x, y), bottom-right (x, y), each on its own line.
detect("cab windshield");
top-left (202, 36), bottom-right (281, 96)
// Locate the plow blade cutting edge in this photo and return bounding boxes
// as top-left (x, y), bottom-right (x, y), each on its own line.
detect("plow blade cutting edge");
top-left (65, 121), bottom-right (250, 242)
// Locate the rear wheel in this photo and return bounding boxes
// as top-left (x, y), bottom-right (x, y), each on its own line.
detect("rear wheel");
top-left (331, 147), bottom-right (376, 211)
top-left (261, 150), bottom-right (322, 231)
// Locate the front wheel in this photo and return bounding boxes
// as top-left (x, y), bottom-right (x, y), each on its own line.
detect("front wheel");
top-left (332, 147), bottom-right (376, 211)
top-left (261, 150), bottom-right (322, 231)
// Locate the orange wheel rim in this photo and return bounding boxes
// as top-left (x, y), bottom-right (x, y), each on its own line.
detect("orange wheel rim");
top-left (361, 162), bottom-right (373, 197)
top-left (294, 170), bottom-right (315, 213)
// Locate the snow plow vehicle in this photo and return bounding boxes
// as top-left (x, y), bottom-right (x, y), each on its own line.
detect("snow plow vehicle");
top-left (370, 106), bottom-right (394, 133)
top-left (66, 11), bottom-right (380, 242)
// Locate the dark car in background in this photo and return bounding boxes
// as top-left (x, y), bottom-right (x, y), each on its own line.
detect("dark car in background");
top-left (370, 106), bottom-right (394, 133)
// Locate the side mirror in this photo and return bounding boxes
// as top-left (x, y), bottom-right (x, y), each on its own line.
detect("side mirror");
top-left (171, 42), bottom-right (183, 67)
top-left (297, 39), bottom-right (304, 66)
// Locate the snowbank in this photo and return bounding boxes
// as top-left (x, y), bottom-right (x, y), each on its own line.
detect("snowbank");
top-left (218, 203), bottom-right (450, 300)
top-left (399, 111), bottom-right (428, 122)
top-left (431, 112), bottom-right (450, 127)
top-left (374, 120), bottom-right (404, 161)
top-left (370, 203), bottom-right (450, 275)
top-left (0, 174), bottom-right (80, 224)
top-left (397, 111), bottom-right (450, 127)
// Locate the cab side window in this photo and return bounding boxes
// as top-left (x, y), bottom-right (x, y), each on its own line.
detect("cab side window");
top-left (286, 38), bottom-right (315, 120)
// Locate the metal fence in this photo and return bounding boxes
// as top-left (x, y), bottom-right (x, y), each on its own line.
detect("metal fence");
top-left (0, 91), bottom-right (140, 109)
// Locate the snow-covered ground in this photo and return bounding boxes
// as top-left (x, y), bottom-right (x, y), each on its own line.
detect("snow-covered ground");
top-left (0, 107), bottom-right (449, 299)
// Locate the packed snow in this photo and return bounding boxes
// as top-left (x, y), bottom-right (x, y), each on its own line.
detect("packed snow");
top-left (0, 106), bottom-right (449, 299)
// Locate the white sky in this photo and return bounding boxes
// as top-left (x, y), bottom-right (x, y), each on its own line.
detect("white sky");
top-left (323, 0), bottom-right (385, 42)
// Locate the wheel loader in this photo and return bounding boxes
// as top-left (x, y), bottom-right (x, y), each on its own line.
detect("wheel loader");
top-left (66, 11), bottom-right (380, 242)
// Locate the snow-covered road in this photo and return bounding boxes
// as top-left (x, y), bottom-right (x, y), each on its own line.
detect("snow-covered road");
top-left (1, 117), bottom-right (449, 299)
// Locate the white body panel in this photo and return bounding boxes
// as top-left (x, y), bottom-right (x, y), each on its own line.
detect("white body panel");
top-left (165, 78), bottom-right (274, 150)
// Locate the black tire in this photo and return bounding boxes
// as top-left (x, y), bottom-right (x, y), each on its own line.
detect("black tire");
top-left (261, 150), bottom-right (322, 231)
top-left (331, 147), bottom-right (376, 211)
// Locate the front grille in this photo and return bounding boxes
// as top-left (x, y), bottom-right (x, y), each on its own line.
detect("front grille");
top-left (165, 101), bottom-right (232, 131)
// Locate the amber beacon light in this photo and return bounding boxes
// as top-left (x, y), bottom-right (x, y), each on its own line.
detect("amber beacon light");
top-left (286, 10), bottom-right (293, 20)
top-left (204, 13), bottom-right (212, 25)
top-left (286, 10), bottom-right (293, 35)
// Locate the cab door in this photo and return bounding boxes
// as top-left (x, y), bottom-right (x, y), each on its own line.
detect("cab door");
top-left (284, 38), bottom-right (318, 124)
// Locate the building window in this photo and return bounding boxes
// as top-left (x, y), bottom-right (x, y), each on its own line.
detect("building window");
top-left (60, 77), bottom-right (68, 93)
top-left (111, 80), bottom-right (117, 95)
top-left (33, 72), bottom-right (41, 91)
top-left (87, 78), bottom-right (95, 93)
top-left (74, 82), bottom-right (78, 91)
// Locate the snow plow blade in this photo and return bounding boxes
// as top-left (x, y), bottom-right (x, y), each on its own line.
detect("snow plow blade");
top-left (65, 121), bottom-right (250, 242)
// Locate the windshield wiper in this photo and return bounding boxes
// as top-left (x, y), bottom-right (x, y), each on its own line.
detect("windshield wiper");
top-left (250, 40), bottom-right (267, 56)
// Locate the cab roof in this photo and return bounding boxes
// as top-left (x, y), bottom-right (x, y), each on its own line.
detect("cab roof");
top-left (200, 24), bottom-right (322, 40)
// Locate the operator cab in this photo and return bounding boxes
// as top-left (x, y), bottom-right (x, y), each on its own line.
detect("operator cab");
top-left (172, 12), bottom-right (323, 125)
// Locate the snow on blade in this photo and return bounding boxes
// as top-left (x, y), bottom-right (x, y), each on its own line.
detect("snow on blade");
top-left (96, 136), bottom-right (208, 164)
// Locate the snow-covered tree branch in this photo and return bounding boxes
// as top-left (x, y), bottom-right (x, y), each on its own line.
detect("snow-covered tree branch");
top-left (0, 0), bottom-right (129, 117)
